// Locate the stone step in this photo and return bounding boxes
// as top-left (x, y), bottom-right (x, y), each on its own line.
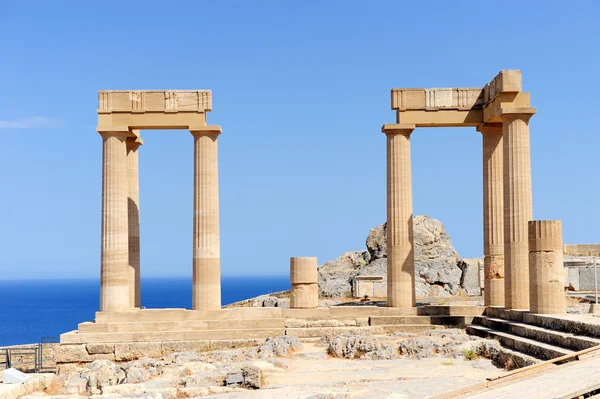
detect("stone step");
top-left (493, 345), bottom-right (541, 370)
top-left (285, 326), bottom-right (375, 338)
top-left (473, 316), bottom-right (600, 352)
top-left (522, 313), bottom-right (600, 339)
top-left (284, 324), bottom-right (445, 338)
top-left (374, 324), bottom-right (445, 334)
top-left (93, 305), bottom-right (485, 323)
top-left (369, 316), bottom-right (473, 326)
top-left (417, 305), bottom-right (485, 317)
top-left (78, 318), bottom-right (286, 333)
top-left (61, 328), bottom-right (287, 344)
top-left (485, 307), bottom-right (600, 339)
top-left (466, 325), bottom-right (574, 361)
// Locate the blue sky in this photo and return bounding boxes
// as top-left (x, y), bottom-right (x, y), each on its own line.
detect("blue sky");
top-left (0, 1), bottom-right (598, 279)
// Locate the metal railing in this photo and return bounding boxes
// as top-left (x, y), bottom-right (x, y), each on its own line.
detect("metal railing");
top-left (2, 336), bottom-right (60, 373)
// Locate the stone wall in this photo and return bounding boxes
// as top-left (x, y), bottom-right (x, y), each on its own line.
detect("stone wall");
top-left (564, 244), bottom-right (600, 257)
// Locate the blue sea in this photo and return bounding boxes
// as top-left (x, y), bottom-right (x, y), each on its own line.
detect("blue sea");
top-left (0, 276), bottom-right (290, 346)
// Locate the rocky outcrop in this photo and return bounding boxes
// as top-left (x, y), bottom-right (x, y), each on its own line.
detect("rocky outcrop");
top-left (318, 215), bottom-right (481, 298)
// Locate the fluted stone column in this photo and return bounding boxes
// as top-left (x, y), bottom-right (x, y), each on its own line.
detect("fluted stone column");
top-left (478, 123), bottom-right (505, 307)
top-left (290, 257), bottom-right (318, 308)
top-left (99, 128), bottom-right (131, 312)
top-left (500, 108), bottom-right (536, 310)
top-left (382, 124), bottom-right (415, 308)
top-left (528, 220), bottom-right (565, 314)
top-left (190, 126), bottom-right (222, 310)
top-left (127, 136), bottom-right (142, 308)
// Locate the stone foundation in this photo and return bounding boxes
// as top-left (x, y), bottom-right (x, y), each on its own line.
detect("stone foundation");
top-left (54, 305), bottom-right (485, 367)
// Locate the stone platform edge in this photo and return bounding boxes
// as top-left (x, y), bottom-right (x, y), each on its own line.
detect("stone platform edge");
top-left (93, 305), bottom-right (487, 322)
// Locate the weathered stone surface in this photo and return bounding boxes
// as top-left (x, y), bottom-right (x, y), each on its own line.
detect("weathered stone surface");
top-left (318, 251), bottom-right (371, 297)
top-left (318, 215), bottom-right (479, 298)
top-left (241, 364), bottom-right (262, 389)
top-left (398, 337), bottom-right (437, 358)
top-left (285, 318), bottom-right (368, 328)
top-left (366, 224), bottom-right (387, 259)
top-left (53, 344), bottom-right (114, 363)
top-left (253, 336), bottom-right (302, 358)
top-left (458, 258), bottom-right (482, 296)
top-left (121, 362), bottom-right (151, 384)
top-left (60, 374), bottom-right (88, 395)
top-left (250, 294), bottom-right (290, 308)
top-left (290, 283), bottom-right (318, 308)
top-left (83, 360), bottom-right (126, 394)
top-left (86, 343), bottom-right (115, 355)
top-left (114, 342), bottom-right (162, 361)
top-left (327, 335), bottom-right (397, 360)
top-left (161, 341), bottom-right (212, 355)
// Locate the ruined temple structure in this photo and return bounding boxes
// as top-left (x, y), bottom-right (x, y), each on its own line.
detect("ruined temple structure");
top-left (384, 70), bottom-right (543, 310)
top-left (58, 71), bottom-right (566, 353)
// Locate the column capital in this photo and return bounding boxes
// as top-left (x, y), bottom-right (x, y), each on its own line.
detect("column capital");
top-left (190, 125), bottom-right (222, 138)
top-left (381, 124), bottom-right (415, 136)
top-left (477, 123), bottom-right (502, 135)
top-left (97, 126), bottom-right (134, 139)
top-left (497, 107), bottom-right (536, 122)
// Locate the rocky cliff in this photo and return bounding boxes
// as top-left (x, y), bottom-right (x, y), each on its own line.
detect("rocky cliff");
top-left (318, 215), bottom-right (481, 298)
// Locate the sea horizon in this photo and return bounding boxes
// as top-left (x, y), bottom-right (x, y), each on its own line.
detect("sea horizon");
top-left (0, 275), bottom-right (291, 346)
top-left (0, 274), bottom-right (290, 281)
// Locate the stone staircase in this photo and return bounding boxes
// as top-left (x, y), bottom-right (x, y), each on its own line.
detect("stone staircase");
top-left (467, 307), bottom-right (600, 365)
top-left (60, 305), bottom-right (485, 344)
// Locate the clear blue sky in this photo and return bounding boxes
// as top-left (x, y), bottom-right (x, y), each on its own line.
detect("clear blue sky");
top-left (1, 1), bottom-right (598, 279)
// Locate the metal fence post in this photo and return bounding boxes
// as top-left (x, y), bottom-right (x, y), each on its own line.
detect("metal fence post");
top-left (595, 257), bottom-right (598, 305)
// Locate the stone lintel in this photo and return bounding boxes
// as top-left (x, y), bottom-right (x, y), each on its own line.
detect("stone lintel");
top-left (396, 109), bottom-right (483, 127)
top-left (98, 90), bottom-right (212, 114)
top-left (381, 123), bottom-right (415, 134)
top-left (98, 112), bottom-right (208, 130)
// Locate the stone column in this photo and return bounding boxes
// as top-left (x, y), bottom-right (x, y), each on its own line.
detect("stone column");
top-left (478, 123), bottom-right (505, 307)
top-left (126, 136), bottom-right (142, 308)
top-left (528, 220), bottom-right (566, 314)
top-left (190, 126), bottom-right (222, 310)
top-left (500, 108), bottom-right (536, 310)
top-left (290, 257), bottom-right (318, 308)
top-left (98, 128), bottom-right (131, 312)
top-left (382, 124), bottom-right (415, 307)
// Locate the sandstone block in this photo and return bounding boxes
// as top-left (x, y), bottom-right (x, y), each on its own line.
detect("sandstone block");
top-left (161, 341), bottom-right (212, 355)
top-left (53, 344), bottom-right (115, 363)
top-left (528, 220), bottom-right (566, 314)
top-left (290, 257), bottom-right (318, 284)
top-left (290, 283), bottom-right (318, 308)
top-left (86, 343), bottom-right (115, 355)
top-left (114, 342), bottom-right (162, 361)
